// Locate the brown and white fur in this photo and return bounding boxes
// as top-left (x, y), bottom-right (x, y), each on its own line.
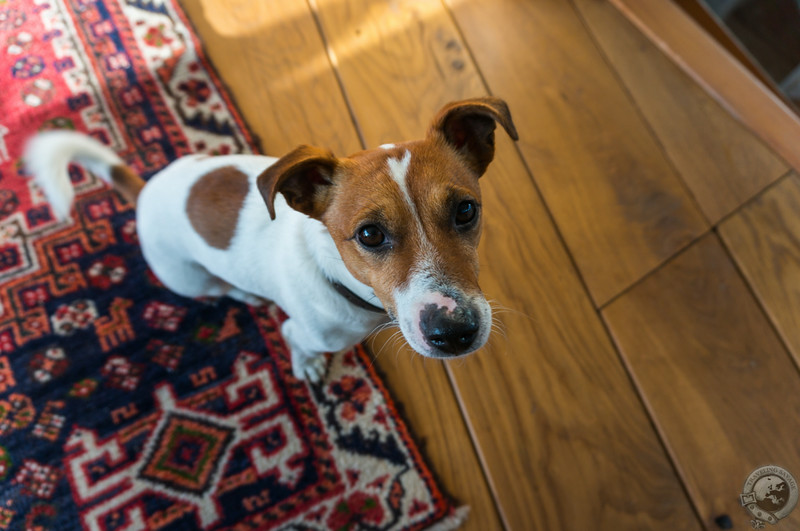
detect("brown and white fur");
top-left (25, 97), bottom-right (518, 382)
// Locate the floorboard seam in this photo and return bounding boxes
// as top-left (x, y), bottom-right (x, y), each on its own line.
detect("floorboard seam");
top-left (305, 0), bottom-right (368, 150)
top-left (570, 0), bottom-right (713, 229)
top-left (715, 224), bottom-right (800, 378)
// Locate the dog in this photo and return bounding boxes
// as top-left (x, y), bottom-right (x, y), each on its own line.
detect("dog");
top-left (25, 97), bottom-right (518, 382)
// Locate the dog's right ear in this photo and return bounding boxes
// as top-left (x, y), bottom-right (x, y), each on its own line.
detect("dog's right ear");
top-left (256, 145), bottom-right (339, 220)
top-left (428, 97), bottom-right (518, 177)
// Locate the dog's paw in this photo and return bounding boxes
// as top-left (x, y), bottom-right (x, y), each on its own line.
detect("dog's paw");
top-left (292, 352), bottom-right (328, 383)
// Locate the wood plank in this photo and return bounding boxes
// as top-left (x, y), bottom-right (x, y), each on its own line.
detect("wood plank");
top-left (573, 0), bottom-right (788, 223)
top-left (672, 0), bottom-right (789, 101)
top-left (181, 0), bottom-right (355, 156)
top-left (363, 332), bottom-right (505, 531)
top-left (312, 0), bottom-right (701, 528)
top-left (719, 173), bottom-right (800, 369)
top-left (181, 1), bottom-right (503, 528)
top-left (445, 0), bottom-right (707, 306)
top-left (603, 234), bottom-right (800, 529)
top-left (611, 0), bottom-right (800, 175)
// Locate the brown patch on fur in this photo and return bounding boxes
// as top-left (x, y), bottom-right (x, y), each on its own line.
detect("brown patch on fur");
top-left (186, 166), bottom-right (250, 250)
top-left (110, 165), bottom-right (145, 204)
top-left (264, 98), bottom-right (516, 313)
top-left (404, 139), bottom-right (483, 292)
top-left (322, 140), bottom-right (485, 313)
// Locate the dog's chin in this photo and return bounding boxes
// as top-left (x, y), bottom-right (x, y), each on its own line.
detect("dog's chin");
top-left (417, 346), bottom-right (483, 360)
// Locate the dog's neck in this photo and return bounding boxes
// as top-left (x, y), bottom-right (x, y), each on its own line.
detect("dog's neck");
top-left (302, 219), bottom-right (385, 313)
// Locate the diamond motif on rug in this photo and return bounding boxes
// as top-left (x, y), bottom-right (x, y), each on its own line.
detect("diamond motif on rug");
top-left (0, 0), bottom-right (464, 528)
top-left (139, 412), bottom-right (234, 496)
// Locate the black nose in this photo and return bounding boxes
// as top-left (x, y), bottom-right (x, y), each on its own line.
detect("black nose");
top-left (420, 304), bottom-right (479, 355)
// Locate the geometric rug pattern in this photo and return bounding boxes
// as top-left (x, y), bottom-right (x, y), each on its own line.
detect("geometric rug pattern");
top-left (0, 0), bottom-right (463, 528)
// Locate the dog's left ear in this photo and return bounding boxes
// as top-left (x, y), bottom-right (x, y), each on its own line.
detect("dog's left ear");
top-left (256, 145), bottom-right (339, 220)
top-left (428, 97), bottom-right (519, 176)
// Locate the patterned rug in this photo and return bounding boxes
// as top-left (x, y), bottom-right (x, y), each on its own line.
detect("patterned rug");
top-left (0, 0), bottom-right (466, 529)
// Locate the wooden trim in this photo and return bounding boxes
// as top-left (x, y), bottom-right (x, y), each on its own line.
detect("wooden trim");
top-left (672, 0), bottom-right (784, 95)
top-left (610, 0), bottom-right (800, 174)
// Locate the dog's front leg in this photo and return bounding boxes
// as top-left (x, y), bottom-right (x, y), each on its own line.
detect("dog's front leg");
top-left (281, 318), bottom-right (329, 383)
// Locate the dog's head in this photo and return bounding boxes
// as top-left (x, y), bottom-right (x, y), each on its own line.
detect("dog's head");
top-left (257, 97), bottom-right (518, 358)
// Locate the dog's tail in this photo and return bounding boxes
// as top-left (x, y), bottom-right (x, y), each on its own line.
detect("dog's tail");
top-left (24, 130), bottom-right (145, 220)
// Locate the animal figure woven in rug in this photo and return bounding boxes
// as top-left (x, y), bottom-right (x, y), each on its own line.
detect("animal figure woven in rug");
top-left (0, 0), bottom-right (464, 529)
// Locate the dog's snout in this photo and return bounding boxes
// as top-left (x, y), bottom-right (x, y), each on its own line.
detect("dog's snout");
top-left (420, 303), bottom-right (479, 355)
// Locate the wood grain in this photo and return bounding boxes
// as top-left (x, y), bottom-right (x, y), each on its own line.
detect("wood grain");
top-left (445, 0), bottom-right (707, 306)
top-left (611, 0), bottom-right (800, 175)
top-left (313, 0), bottom-right (700, 528)
top-left (186, 0), bottom-right (356, 155)
top-left (363, 332), bottom-right (505, 531)
top-left (573, 0), bottom-right (788, 224)
top-left (720, 173), bottom-right (800, 370)
top-left (603, 234), bottom-right (800, 529)
top-left (180, 2), bottom-right (502, 529)
top-left (672, 0), bottom-right (788, 100)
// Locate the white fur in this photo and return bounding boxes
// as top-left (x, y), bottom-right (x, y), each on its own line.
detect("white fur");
top-left (386, 149), bottom-right (413, 209)
top-left (26, 131), bottom-right (494, 381)
top-left (137, 155), bottom-right (391, 381)
top-left (383, 146), bottom-right (491, 358)
top-left (26, 137), bottom-right (388, 382)
top-left (386, 149), bottom-right (440, 272)
top-left (24, 131), bottom-right (124, 220)
top-left (393, 260), bottom-right (491, 358)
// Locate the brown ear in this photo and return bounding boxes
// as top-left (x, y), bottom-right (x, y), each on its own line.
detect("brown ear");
top-left (256, 145), bottom-right (339, 220)
top-left (428, 97), bottom-right (519, 176)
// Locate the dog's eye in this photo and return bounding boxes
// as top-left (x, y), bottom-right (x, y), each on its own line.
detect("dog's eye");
top-left (454, 200), bottom-right (478, 227)
top-left (357, 225), bottom-right (386, 248)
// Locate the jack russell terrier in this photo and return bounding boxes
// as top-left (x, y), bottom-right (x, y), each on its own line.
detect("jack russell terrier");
top-left (25, 97), bottom-right (518, 382)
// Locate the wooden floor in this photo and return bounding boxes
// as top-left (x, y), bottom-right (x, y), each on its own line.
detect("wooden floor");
top-left (182, 0), bottom-right (800, 529)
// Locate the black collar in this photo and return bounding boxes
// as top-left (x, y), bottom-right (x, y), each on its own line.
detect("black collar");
top-left (330, 281), bottom-right (386, 314)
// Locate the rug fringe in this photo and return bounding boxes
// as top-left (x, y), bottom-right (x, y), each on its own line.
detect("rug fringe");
top-left (427, 506), bottom-right (470, 531)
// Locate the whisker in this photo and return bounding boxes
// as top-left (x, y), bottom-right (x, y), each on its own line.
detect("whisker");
top-left (366, 321), bottom-right (403, 371)
top-left (387, 330), bottom-right (406, 366)
top-left (490, 327), bottom-right (511, 356)
top-left (369, 319), bottom-right (398, 337)
top-left (488, 299), bottom-right (536, 324)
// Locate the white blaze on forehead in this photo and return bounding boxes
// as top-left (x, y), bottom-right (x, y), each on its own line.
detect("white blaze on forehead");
top-left (379, 143), bottom-right (395, 149)
top-left (387, 149), bottom-right (413, 208)
top-left (386, 148), bottom-right (439, 266)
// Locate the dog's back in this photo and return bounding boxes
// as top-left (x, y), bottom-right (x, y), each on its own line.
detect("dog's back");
top-left (25, 132), bottom-right (297, 302)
